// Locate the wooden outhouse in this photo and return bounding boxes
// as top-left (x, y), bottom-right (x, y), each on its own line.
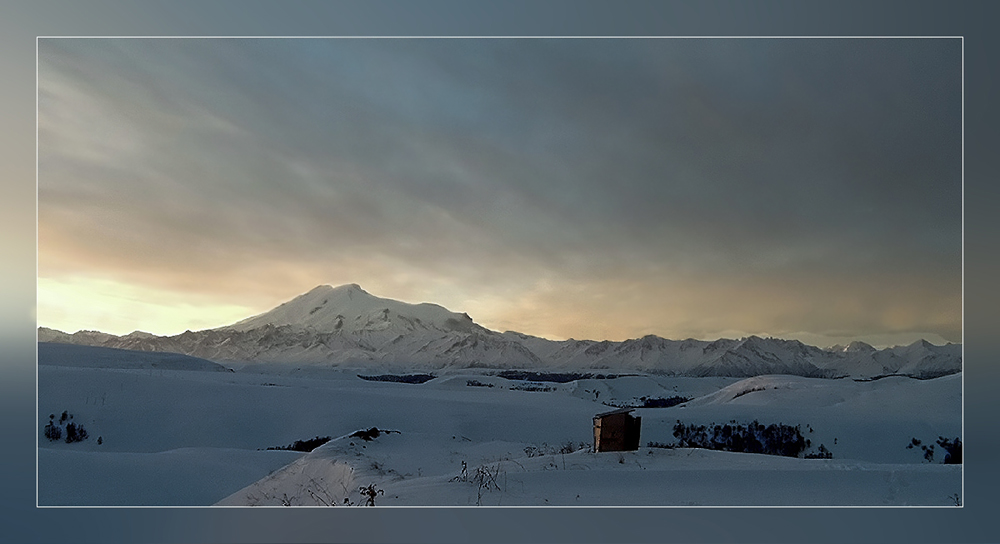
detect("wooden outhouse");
top-left (593, 407), bottom-right (641, 452)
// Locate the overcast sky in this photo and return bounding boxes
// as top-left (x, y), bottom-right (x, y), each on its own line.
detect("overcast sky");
top-left (37, 38), bottom-right (961, 347)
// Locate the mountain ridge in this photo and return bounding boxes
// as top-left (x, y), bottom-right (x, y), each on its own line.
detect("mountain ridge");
top-left (38, 283), bottom-right (962, 379)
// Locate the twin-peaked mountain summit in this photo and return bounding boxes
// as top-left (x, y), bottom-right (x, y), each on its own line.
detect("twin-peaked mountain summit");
top-left (38, 283), bottom-right (961, 379)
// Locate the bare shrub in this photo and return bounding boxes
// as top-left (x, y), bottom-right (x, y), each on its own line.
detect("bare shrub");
top-left (359, 483), bottom-right (384, 506)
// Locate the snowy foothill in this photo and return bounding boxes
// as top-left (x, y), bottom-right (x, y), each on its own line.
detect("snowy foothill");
top-left (38, 343), bottom-right (961, 506)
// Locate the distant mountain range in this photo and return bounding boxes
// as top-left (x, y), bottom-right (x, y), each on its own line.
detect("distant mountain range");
top-left (38, 283), bottom-right (962, 379)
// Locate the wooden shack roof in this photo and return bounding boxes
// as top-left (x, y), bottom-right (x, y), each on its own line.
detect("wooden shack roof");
top-left (593, 407), bottom-right (636, 419)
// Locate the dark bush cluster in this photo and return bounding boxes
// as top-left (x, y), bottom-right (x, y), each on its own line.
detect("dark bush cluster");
top-left (266, 435), bottom-right (332, 452)
top-left (466, 380), bottom-right (494, 388)
top-left (671, 420), bottom-right (810, 458)
top-left (42, 411), bottom-right (89, 444)
top-left (496, 371), bottom-right (622, 383)
top-left (357, 374), bottom-right (436, 384)
top-left (855, 370), bottom-right (959, 382)
top-left (937, 437), bottom-right (962, 464)
top-left (907, 438), bottom-right (936, 462)
top-left (65, 422), bottom-right (88, 443)
top-left (601, 395), bottom-right (691, 410)
top-left (906, 437), bottom-right (933, 461)
top-left (804, 444), bottom-right (833, 459)
top-left (640, 396), bottom-right (690, 408)
top-left (509, 382), bottom-right (554, 392)
top-left (349, 427), bottom-right (400, 442)
top-left (732, 386), bottom-right (768, 399)
top-left (43, 421), bottom-right (62, 441)
top-left (908, 437), bottom-right (962, 464)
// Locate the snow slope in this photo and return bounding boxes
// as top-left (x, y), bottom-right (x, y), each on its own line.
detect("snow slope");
top-left (38, 344), bottom-right (962, 506)
top-left (38, 342), bottom-right (231, 372)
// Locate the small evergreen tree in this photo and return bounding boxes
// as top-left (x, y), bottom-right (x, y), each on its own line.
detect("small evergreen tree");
top-left (65, 422), bottom-right (78, 443)
top-left (922, 444), bottom-right (935, 462)
top-left (64, 421), bottom-right (88, 443)
top-left (43, 422), bottom-right (61, 441)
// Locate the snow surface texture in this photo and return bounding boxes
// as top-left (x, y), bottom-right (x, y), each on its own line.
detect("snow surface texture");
top-left (37, 285), bottom-right (962, 506)
top-left (38, 284), bottom-right (962, 379)
top-left (38, 342), bottom-right (230, 372)
top-left (38, 344), bottom-right (961, 506)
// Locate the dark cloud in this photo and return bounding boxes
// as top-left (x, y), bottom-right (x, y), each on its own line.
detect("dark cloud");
top-left (37, 38), bottom-right (962, 343)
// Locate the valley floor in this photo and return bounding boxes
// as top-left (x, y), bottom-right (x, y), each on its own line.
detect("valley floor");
top-left (37, 361), bottom-right (962, 507)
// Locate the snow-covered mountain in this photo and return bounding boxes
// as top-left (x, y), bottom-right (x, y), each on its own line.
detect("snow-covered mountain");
top-left (226, 284), bottom-right (487, 336)
top-left (38, 284), bottom-right (962, 378)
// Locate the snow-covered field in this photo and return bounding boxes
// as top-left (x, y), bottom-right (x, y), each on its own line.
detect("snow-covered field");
top-left (37, 344), bottom-right (961, 507)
